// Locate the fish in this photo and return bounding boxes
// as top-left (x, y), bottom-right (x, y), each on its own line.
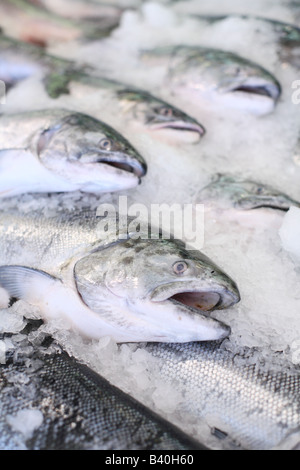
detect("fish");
top-left (0, 109), bottom-right (147, 196)
top-left (26, 0), bottom-right (123, 22)
top-left (195, 174), bottom-right (300, 211)
top-left (146, 341), bottom-right (300, 450)
top-left (140, 45), bottom-right (281, 115)
top-left (113, 87), bottom-right (205, 143)
top-left (190, 14), bottom-right (300, 68)
top-left (0, 0), bottom-right (121, 47)
top-left (0, 208), bottom-right (240, 343)
top-left (0, 333), bottom-right (205, 450)
top-left (0, 35), bottom-right (206, 144)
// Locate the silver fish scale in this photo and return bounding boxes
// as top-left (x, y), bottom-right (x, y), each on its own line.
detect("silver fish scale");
top-left (0, 339), bottom-right (204, 451)
top-left (147, 342), bottom-right (300, 450)
top-left (0, 210), bottom-right (101, 270)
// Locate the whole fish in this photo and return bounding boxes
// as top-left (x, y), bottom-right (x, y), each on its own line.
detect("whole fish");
top-left (0, 35), bottom-right (205, 144)
top-left (0, 340), bottom-right (205, 450)
top-left (0, 0), bottom-right (121, 46)
top-left (195, 174), bottom-right (300, 211)
top-left (0, 109), bottom-right (147, 196)
top-left (191, 14), bottom-right (300, 68)
top-left (146, 341), bottom-right (300, 450)
top-left (0, 208), bottom-right (240, 343)
top-left (141, 45), bottom-right (281, 115)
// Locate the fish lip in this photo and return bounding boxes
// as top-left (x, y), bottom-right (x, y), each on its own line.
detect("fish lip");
top-left (237, 196), bottom-right (298, 211)
top-left (91, 151), bottom-right (147, 178)
top-left (149, 120), bottom-right (206, 137)
top-left (230, 81), bottom-right (281, 102)
top-left (149, 281), bottom-right (240, 311)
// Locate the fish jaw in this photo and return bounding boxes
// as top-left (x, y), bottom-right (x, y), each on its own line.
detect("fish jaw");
top-left (219, 76), bottom-right (281, 115)
top-left (137, 278), bottom-right (240, 342)
top-left (0, 148), bottom-right (142, 196)
top-left (125, 297), bottom-right (231, 342)
top-left (147, 120), bottom-right (206, 144)
top-left (150, 278), bottom-right (240, 310)
top-left (64, 160), bottom-right (142, 193)
top-left (236, 195), bottom-right (300, 211)
top-left (81, 150), bottom-right (147, 179)
top-left (69, 150), bottom-right (147, 192)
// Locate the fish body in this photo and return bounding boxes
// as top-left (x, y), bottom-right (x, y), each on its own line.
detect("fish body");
top-left (147, 342), bottom-right (300, 450)
top-left (0, 0), bottom-right (121, 46)
top-left (196, 174), bottom-right (300, 211)
top-left (192, 14), bottom-right (300, 68)
top-left (141, 45), bottom-right (281, 115)
top-left (0, 208), bottom-right (240, 343)
top-left (0, 35), bottom-right (205, 143)
top-left (0, 340), bottom-right (204, 450)
top-left (0, 109), bottom-right (147, 196)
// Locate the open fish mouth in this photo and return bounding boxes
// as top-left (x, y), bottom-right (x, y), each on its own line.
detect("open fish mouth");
top-left (87, 153), bottom-right (147, 178)
top-left (149, 121), bottom-right (206, 138)
top-left (230, 82), bottom-right (281, 101)
top-left (150, 282), bottom-right (240, 312)
top-left (237, 196), bottom-right (300, 211)
top-left (147, 282), bottom-right (238, 341)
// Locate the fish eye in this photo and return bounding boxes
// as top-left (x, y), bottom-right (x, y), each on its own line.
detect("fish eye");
top-left (159, 107), bottom-right (173, 117)
top-left (173, 261), bottom-right (188, 275)
top-left (256, 186), bottom-right (264, 195)
top-left (99, 138), bottom-right (113, 151)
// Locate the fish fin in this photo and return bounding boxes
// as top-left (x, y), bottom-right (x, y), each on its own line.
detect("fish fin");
top-left (0, 266), bottom-right (59, 303)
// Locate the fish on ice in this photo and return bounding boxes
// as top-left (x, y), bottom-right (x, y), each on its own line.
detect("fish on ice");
top-left (195, 174), bottom-right (300, 211)
top-left (141, 45), bottom-right (281, 115)
top-left (0, 208), bottom-right (240, 343)
top-left (0, 0), bottom-right (121, 46)
top-left (191, 14), bottom-right (300, 68)
top-left (148, 341), bottom-right (300, 450)
top-left (0, 109), bottom-right (147, 196)
top-left (0, 35), bottom-right (206, 144)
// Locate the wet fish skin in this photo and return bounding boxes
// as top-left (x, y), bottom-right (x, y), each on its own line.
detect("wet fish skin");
top-left (193, 14), bottom-right (300, 46)
top-left (27, 0), bottom-right (123, 22)
top-left (196, 174), bottom-right (300, 211)
top-left (0, 0), bottom-right (121, 46)
top-left (0, 109), bottom-right (147, 196)
top-left (141, 45), bottom-right (281, 115)
top-left (147, 341), bottom-right (300, 450)
top-left (0, 35), bottom-right (206, 143)
top-left (0, 208), bottom-right (240, 343)
top-left (115, 87), bottom-right (205, 142)
top-left (191, 14), bottom-right (300, 68)
top-left (0, 338), bottom-right (205, 450)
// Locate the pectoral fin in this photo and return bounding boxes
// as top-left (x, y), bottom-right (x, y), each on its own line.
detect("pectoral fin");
top-left (0, 266), bottom-right (60, 304)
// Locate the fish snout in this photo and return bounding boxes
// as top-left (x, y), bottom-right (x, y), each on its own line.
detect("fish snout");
top-left (82, 149), bottom-right (147, 178)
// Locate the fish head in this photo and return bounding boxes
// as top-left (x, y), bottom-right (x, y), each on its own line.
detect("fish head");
top-left (232, 180), bottom-right (300, 211)
top-left (198, 175), bottom-right (299, 211)
top-left (165, 47), bottom-right (281, 115)
top-left (74, 237), bottom-right (240, 342)
top-left (117, 89), bottom-right (205, 144)
top-left (216, 57), bottom-right (281, 114)
top-left (35, 111), bottom-right (147, 192)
